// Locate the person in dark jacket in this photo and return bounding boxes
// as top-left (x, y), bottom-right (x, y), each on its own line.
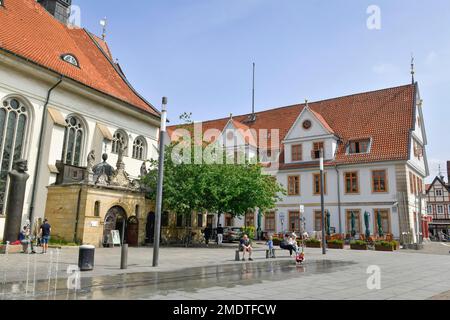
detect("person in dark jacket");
top-left (203, 226), bottom-right (212, 246)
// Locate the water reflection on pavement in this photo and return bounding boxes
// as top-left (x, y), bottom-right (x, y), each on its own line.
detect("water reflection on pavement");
top-left (2, 259), bottom-right (355, 300)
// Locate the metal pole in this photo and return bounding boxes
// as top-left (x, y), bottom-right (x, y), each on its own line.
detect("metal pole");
top-left (120, 216), bottom-right (127, 269)
top-left (417, 193), bottom-right (423, 245)
top-left (320, 149), bottom-right (326, 255)
top-left (153, 97), bottom-right (168, 267)
top-left (252, 63), bottom-right (255, 115)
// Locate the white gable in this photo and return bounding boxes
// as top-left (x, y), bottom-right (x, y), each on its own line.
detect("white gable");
top-left (284, 107), bottom-right (332, 141)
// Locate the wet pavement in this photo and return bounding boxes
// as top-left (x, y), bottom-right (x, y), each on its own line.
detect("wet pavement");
top-left (1, 245), bottom-right (450, 300)
top-left (2, 259), bottom-right (355, 300)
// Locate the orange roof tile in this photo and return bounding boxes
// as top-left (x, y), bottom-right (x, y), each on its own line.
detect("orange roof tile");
top-left (0, 0), bottom-right (159, 117)
top-left (168, 84), bottom-right (417, 167)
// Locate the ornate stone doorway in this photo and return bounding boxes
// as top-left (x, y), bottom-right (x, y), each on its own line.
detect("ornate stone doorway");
top-left (103, 206), bottom-right (127, 247)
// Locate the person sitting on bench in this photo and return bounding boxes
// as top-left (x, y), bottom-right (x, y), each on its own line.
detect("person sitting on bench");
top-left (280, 233), bottom-right (297, 256)
top-left (240, 234), bottom-right (253, 261)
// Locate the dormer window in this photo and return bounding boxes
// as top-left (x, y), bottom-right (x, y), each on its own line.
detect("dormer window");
top-left (61, 54), bottom-right (79, 67)
top-left (348, 139), bottom-right (371, 155)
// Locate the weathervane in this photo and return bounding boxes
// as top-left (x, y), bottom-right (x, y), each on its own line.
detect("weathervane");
top-left (411, 54), bottom-right (415, 84)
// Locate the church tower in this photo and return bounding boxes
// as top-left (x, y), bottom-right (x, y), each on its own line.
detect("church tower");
top-left (38, 0), bottom-right (72, 25)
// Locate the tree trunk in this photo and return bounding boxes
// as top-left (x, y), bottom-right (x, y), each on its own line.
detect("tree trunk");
top-left (217, 213), bottom-right (222, 228)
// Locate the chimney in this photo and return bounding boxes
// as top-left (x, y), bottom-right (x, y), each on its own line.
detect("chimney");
top-left (38, 0), bottom-right (72, 25)
top-left (447, 161), bottom-right (450, 184)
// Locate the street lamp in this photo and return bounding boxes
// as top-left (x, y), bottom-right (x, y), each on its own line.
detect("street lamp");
top-left (320, 149), bottom-right (326, 255)
top-left (152, 97), bottom-right (168, 267)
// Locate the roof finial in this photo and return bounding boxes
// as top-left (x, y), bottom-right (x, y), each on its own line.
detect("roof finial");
top-left (305, 99), bottom-right (309, 108)
top-left (100, 17), bottom-right (107, 41)
top-left (230, 113), bottom-right (233, 120)
top-left (252, 62), bottom-right (256, 116)
top-left (410, 53), bottom-right (415, 84)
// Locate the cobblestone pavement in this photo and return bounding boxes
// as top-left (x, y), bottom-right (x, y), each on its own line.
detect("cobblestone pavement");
top-left (1, 242), bottom-right (449, 300)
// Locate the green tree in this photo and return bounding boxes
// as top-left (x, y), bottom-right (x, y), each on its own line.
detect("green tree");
top-left (141, 129), bottom-right (285, 226)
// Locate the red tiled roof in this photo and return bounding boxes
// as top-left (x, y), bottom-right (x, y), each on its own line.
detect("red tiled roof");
top-left (0, 0), bottom-right (159, 117)
top-left (309, 108), bottom-right (335, 134)
top-left (168, 84), bottom-right (416, 167)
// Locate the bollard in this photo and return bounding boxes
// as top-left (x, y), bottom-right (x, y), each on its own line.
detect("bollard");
top-left (121, 244), bottom-right (128, 270)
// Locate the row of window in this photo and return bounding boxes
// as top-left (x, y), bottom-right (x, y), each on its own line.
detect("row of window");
top-left (429, 188), bottom-right (446, 197)
top-left (0, 96), bottom-right (149, 214)
top-left (62, 115), bottom-right (148, 167)
top-left (409, 172), bottom-right (424, 195)
top-left (261, 209), bottom-right (391, 234)
top-left (427, 204), bottom-right (450, 217)
top-left (287, 170), bottom-right (388, 196)
top-left (290, 139), bottom-right (371, 162)
top-left (291, 142), bottom-right (324, 161)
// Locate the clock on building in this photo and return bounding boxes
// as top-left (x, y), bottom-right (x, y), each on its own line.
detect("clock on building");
top-left (303, 120), bottom-right (312, 130)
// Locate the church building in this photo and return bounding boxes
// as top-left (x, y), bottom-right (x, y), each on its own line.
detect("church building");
top-left (0, 0), bottom-right (162, 245)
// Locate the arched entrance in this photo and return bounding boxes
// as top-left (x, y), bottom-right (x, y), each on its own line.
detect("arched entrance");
top-left (146, 212), bottom-right (155, 244)
top-left (103, 206), bottom-right (127, 247)
top-left (127, 216), bottom-right (139, 246)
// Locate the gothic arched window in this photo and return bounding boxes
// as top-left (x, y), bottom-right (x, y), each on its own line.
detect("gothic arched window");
top-left (94, 201), bottom-right (101, 217)
top-left (0, 97), bottom-right (29, 214)
top-left (132, 136), bottom-right (146, 160)
top-left (62, 115), bottom-right (84, 166)
top-left (112, 130), bottom-right (127, 154)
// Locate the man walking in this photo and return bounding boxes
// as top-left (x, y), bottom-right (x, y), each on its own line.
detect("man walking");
top-left (39, 218), bottom-right (51, 254)
top-left (217, 224), bottom-right (224, 245)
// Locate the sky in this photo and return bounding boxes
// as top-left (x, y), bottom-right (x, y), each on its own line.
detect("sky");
top-left (73, 0), bottom-right (450, 181)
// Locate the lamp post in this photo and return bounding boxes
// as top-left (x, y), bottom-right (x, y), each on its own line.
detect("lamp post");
top-left (152, 97), bottom-right (168, 267)
top-left (320, 149), bottom-right (326, 255)
top-left (416, 192), bottom-right (423, 245)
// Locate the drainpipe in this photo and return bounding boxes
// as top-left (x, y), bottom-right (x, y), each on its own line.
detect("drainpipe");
top-left (335, 164), bottom-right (342, 235)
top-left (74, 185), bottom-right (83, 244)
top-left (28, 76), bottom-right (64, 250)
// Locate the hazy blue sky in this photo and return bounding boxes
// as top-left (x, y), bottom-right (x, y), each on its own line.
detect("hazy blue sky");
top-left (73, 0), bottom-right (450, 180)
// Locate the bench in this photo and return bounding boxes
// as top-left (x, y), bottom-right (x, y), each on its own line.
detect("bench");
top-left (234, 248), bottom-right (291, 261)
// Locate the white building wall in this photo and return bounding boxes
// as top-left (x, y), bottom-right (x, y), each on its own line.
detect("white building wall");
top-left (268, 163), bottom-right (401, 237)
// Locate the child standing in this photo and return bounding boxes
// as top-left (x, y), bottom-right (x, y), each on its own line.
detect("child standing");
top-left (266, 236), bottom-right (275, 258)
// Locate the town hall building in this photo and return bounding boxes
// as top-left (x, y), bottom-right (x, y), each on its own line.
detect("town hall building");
top-left (169, 83), bottom-right (430, 245)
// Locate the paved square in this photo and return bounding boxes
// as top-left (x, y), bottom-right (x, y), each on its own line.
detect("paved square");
top-left (1, 242), bottom-right (449, 300)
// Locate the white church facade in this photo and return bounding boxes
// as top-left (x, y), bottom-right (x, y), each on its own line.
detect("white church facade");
top-left (0, 0), bottom-right (161, 240)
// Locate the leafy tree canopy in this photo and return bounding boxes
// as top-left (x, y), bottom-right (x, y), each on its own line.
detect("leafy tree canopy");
top-left (142, 116), bottom-right (285, 219)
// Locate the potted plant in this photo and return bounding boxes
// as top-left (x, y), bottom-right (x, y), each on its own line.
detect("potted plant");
top-left (375, 241), bottom-right (396, 252)
top-left (350, 240), bottom-right (368, 250)
top-left (393, 240), bottom-right (400, 250)
top-left (305, 238), bottom-right (321, 248)
top-left (327, 239), bottom-right (344, 249)
top-left (272, 237), bottom-right (282, 246)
